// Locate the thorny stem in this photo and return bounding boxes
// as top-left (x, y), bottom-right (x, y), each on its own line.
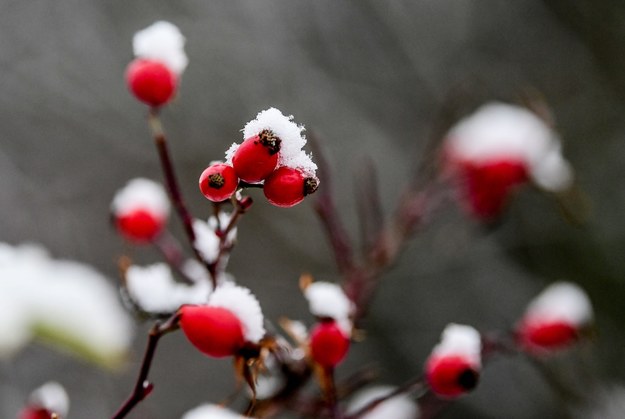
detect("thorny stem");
top-left (112, 313), bottom-right (180, 419)
top-left (147, 108), bottom-right (216, 287)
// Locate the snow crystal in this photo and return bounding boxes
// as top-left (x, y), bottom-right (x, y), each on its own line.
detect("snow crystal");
top-left (445, 103), bottom-right (572, 192)
top-left (111, 178), bottom-right (170, 219)
top-left (0, 243), bottom-right (133, 364)
top-left (193, 212), bottom-right (237, 263)
top-left (304, 281), bottom-right (354, 324)
top-left (29, 382), bottom-right (69, 417)
top-left (347, 386), bottom-right (419, 419)
top-left (524, 282), bottom-right (592, 326)
top-left (181, 404), bottom-right (244, 419)
top-left (125, 263), bottom-right (211, 313)
top-left (431, 323), bottom-right (481, 366)
top-left (133, 21), bottom-right (188, 75)
top-left (238, 108), bottom-right (318, 177)
top-left (208, 283), bottom-right (265, 343)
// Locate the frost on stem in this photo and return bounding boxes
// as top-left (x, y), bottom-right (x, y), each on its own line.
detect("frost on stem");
top-left (124, 263), bottom-right (212, 314)
top-left (346, 385), bottom-right (420, 419)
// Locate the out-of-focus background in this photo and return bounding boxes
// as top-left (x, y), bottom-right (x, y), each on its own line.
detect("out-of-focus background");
top-left (2, 1), bottom-right (625, 417)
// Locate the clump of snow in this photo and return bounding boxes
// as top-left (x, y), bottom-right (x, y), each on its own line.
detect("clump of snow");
top-left (133, 21), bottom-right (188, 75)
top-left (304, 282), bottom-right (354, 334)
top-left (125, 263), bottom-right (212, 313)
top-left (226, 108), bottom-right (318, 178)
top-left (208, 283), bottom-right (265, 343)
top-left (0, 243), bottom-right (133, 365)
top-left (523, 282), bottom-right (592, 326)
top-left (193, 212), bottom-right (237, 263)
top-left (347, 386), bottom-right (419, 419)
top-left (181, 404), bottom-right (244, 419)
top-left (431, 324), bottom-right (482, 366)
top-left (445, 103), bottom-right (573, 192)
top-left (28, 381), bottom-right (69, 417)
top-left (111, 178), bottom-right (170, 219)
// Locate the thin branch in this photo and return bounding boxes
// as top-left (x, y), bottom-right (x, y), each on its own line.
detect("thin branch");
top-left (344, 376), bottom-right (426, 419)
top-left (147, 109), bottom-right (210, 277)
top-left (112, 313), bottom-right (180, 419)
top-left (308, 130), bottom-right (356, 276)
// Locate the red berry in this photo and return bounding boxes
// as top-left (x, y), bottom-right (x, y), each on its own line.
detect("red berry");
top-left (115, 208), bottom-right (165, 242)
top-left (19, 408), bottom-right (55, 419)
top-left (199, 164), bottom-right (239, 202)
top-left (232, 130), bottom-right (281, 182)
top-left (461, 159), bottom-right (528, 219)
top-left (126, 58), bottom-right (177, 107)
top-left (309, 321), bottom-right (350, 368)
top-left (517, 319), bottom-right (578, 352)
top-left (263, 167), bottom-right (319, 208)
top-left (179, 305), bottom-right (245, 358)
top-left (425, 355), bottom-right (480, 398)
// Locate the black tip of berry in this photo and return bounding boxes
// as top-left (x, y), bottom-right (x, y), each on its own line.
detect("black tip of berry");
top-left (304, 177), bottom-right (319, 196)
top-left (457, 368), bottom-right (479, 391)
top-left (259, 129), bottom-right (281, 155)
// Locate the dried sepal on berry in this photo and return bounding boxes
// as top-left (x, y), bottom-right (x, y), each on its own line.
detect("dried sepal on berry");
top-left (425, 324), bottom-right (482, 398)
top-left (199, 163), bottom-right (239, 202)
top-left (111, 178), bottom-right (170, 243)
top-left (516, 282), bottom-right (592, 354)
top-left (263, 167), bottom-right (319, 208)
top-left (232, 130), bottom-right (281, 183)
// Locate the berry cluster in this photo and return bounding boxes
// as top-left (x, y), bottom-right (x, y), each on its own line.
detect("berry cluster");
top-left (200, 108), bottom-right (319, 207)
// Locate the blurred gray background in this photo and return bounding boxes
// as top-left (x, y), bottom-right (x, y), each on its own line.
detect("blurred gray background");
top-left (2, 0), bottom-right (625, 417)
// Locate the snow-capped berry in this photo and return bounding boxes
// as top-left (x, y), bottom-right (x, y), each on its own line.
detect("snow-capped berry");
top-left (126, 59), bottom-right (177, 107)
top-left (309, 321), bottom-right (350, 368)
top-left (20, 382), bottom-right (69, 419)
top-left (19, 408), bottom-right (55, 419)
top-left (179, 305), bottom-right (245, 358)
top-left (462, 159), bottom-right (528, 218)
top-left (444, 103), bottom-right (574, 218)
top-left (425, 324), bottom-right (481, 398)
top-left (115, 208), bottom-right (164, 242)
top-left (127, 21), bottom-right (187, 107)
top-left (199, 163), bottom-right (239, 202)
top-left (232, 130), bottom-right (281, 183)
top-left (517, 282), bottom-right (592, 353)
top-left (263, 167), bottom-right (319, 208)
top-left (111, 178), bottom-right (170, 243)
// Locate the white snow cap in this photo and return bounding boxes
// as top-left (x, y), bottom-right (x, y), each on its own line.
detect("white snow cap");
top-left (192, 212), bottom-right (237, 263)
top-left (523, 282), bottom-right (592, 326)
top-left (0, 243), bottom-right (132, 366)
top-left (181, 404), bottom-right (244, 419)
top-left (208, 283), bottom-right (265, 343)
top-left (133, 21), bottom-right (188, 75)
top-left (226, 107), bottom-right (318, 177)
top-left (431, 324), bottom-right (482, 367)
top-left (445, 103), bottom-right (573, 192)
top-left (125, 263), bottom-right (212, 313)
top-left (111, 178), bottom-right (170, 219)
top-left (347, 386), bottom-right (419, 419)
top-left (304, 282), bottom-right (354, 334)
top-left (29, 381), bottom-right (69, 417)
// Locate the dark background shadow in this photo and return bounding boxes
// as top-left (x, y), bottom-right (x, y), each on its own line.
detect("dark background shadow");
top-left (1, 1), bottom-right (625, 417)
